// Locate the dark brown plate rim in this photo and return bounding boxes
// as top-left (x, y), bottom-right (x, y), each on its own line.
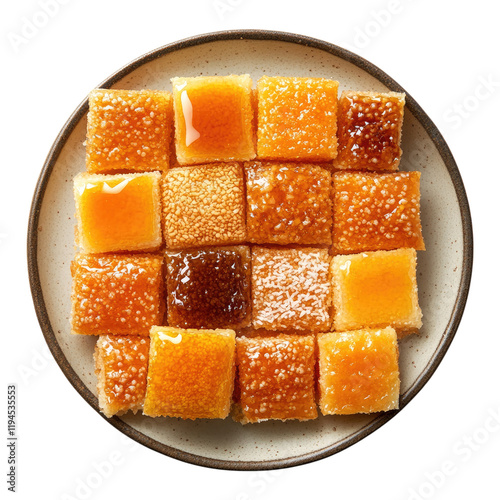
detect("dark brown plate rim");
top-left (27, 29), bottom-right (473, 471)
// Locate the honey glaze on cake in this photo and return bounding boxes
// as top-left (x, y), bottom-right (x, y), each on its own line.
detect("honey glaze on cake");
top-left (330, 249), bottom-right (422, 334)
top-left (245, 162), bottom-right (332, 245)
top-left (165, 246), bottom-right (251, 329)
top-left (74, 172), bottom-right (161, 253)
top-left (71, 253), bottom-right (163, 336)
top-left (235, 333), bottom-right (317, 423)
top-left (77, 76), bottom-right (427, 424)
top-left (86, 89), bottom-right (172, 173)
top-left (318, 327), bottom-right (400, 414)
top-left (335, 91), bottom-right (405, 171)
top-left (143, 327), bottom-right (236, 419)
top-left (257, 76), bottom-right (339, 161)
top-left (332, 171), bottom-right (424, 253)
top-left (172, 75), bottom-right (255, 163)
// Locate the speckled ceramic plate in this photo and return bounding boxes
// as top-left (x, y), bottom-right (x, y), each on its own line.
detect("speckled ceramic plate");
top-left (28, 30), bottom-right (472, 470)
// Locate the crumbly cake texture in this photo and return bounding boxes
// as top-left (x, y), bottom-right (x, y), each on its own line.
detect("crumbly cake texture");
top-left (332, 171), bottom-right (425, 254)
top-left (235, 334), bottom-right (317, 423)
top-left (70, 253), bottom-right (163, 336)
top-left (165, 246), bottom-right (251, 329)
top-left (143, 327), bottom-right (236, 419)
top-left (318, 327), bottom-right (400, 415)
top-left (73, 172), bottom-right (162, 253)
top-left (257, 76), bottom-right (339, 161)
top-left (94, 335), bottom-right (150, 418)
top-left (330, 248), bottom-right (422, 335)
top-left (162, 163), bottom-right (246, 248)
top-left (172, 75), bottom-right (255, 164)
top-left (334, 91), bottom-right (405, 171)
top-left (252, 247), bottom-right (331, 331)
top-left (86, 89), bottom-right (172, 173)
top-left (245, 162), bottom-right (333, 245)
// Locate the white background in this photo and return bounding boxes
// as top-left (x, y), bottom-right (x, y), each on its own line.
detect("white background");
top-left (2, 1), bottom-right (499, 499)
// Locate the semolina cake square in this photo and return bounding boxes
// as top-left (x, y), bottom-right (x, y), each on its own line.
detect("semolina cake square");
top-left (245, 162), bottom-right (332, 245)
top-left (330, 248), bottom-right (422, 335)
top-left (165, 246), bottom-right (251, 330)
top-left (334, 91), bottom-right (405, 171)
top-left (172, 75), bottom-right (255, 164)
top-left (94, 335), bottom-right (150, 418)
top-left (257, 76), bottom-right (339, 161)
top-left (86, 89), bottom-right (172, 173)
top-left (74, 172), bottom-right (162, 253)
top-left (332, 171), bottom-right (425, 254)
top-left (318, 327), bottom-right (400, 415)
top-left (71, 253), bottom-right (163, 336)
top-left (252, 247), bottom-right (331, 332)
top-left (162, 163), bottom-right (246, 248)
top-left (143, 327), bottom-right (236, 419)
top-left (235, 333), bottom-right (317, 423)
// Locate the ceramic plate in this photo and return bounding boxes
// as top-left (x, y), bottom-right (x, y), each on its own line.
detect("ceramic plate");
top-left (28, 30), bottom-right (473, 470)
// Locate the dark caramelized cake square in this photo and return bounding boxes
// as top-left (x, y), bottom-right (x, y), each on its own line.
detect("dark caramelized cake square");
top-left (334, 91), bottom-right (405, 171)
top-left (165, 246), bottom-right (251, 329)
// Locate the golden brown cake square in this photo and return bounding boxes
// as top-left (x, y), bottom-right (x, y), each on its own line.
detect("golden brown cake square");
top-left (70, 253), bottom-right (163, 336)
top-left (252, 247), bottom-right (331, 332)
top-left (257, 76), bottom-right (338, 161)
top-left (143, 327), bottom-right (236, 419)
top-left (245, 162), bottom-right (332, 245)
top-left (165, 246), bottom-right (251, 329)
top-left (162, 163), bottom-right (246, 248)
top-left (235, 333), bottom-right (317, 423)
top-left (172, 75), bottom-right (255, 164)
top-left (318, 327), bottom-right (400, 414)
top-left (86, 89), bottom-right (172, 173)
top-left (94, 335), bottom-right (150, 417)
top-left (74, 172), bottom-right (162, 253)
top-left (332, 171), bottom-right (425, 254)
top-left (330, 248), bottom-right (422, 335)
top-left (334, 91), bottom-right (405, 171)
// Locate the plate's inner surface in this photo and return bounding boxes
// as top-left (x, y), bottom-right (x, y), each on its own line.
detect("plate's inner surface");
top-left (36, 38), bottom-right (464, 463)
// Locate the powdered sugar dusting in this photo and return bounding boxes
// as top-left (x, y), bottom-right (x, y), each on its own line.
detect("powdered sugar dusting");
top-left (252, 247), bottom-right (331, 331)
